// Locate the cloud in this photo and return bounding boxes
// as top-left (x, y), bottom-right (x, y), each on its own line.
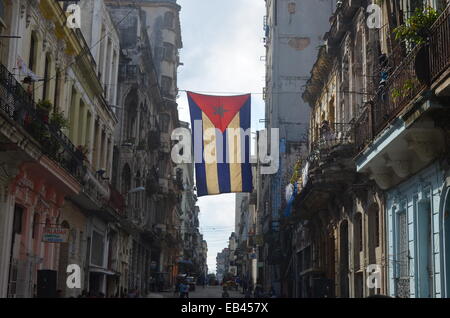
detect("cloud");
top-left (176, 0), bottom-right (265, 272)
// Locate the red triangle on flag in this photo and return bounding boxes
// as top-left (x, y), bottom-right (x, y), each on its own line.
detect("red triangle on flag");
top-left (188, 92), bottom-right (250, 133)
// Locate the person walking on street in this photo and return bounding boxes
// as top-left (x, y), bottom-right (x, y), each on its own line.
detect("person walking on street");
top-left (222, 286), bottom-right (230, 298)
top-left (179, 281), bottom-right (189, 298)
top-left (254, 284), bottom-right (263, 298)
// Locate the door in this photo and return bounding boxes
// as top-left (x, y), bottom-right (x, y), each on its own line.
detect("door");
top-left (396, 211), bottom-right (410, 298)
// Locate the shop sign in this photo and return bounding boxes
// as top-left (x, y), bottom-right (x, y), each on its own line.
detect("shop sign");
top-left (42, 227), bottom-right (69, 243)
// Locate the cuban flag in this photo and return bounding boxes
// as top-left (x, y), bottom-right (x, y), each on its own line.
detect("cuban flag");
top-left (187, 91), bottom-right (253, 197)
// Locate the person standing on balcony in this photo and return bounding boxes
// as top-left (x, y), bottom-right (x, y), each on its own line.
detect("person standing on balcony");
top-left (320, 120), bottom-right (335, 148)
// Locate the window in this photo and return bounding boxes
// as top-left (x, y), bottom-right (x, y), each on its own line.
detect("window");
top-left (54, 68), bottom-right (61, 109)
top-left (158, 160), bottom-right (166, 178)
top-left (0, 1), bottom-right (5, 22)
top-left (121, 163), bottom-right (131, 194)
top-left (42, 54), bottom-right (51, 101)
top-left (91, 231), bottom-right (104, 267)
top-left (159, 113), bottom-right (170, 133)
top-left (32, 213), bottom-right (40, 239)
top-left (356, 213), bottom-right (363, 252)
top-left (13, 205), bottom-right (23, 235)
top-left (163, 42), bottom-right (174, 61)
top-left (29, 32), bottom-right (37, 73)
top-left (164, 12), bottom-right (174, 28)
top-left (375, 208), bottom-right (380, 247)
top-left (161, 76), bottom-right (172, 95)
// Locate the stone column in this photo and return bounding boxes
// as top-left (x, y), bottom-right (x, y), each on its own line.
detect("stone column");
top-left (101, 129), bottom-right (107, 170)
top-left (80, 104), bottom-right (88, 147)
top-left (107, 136), bottom-right (113, 180)
top-left (70, 92), bottom-right (80, 145)
top-left (0, 164), bottom-right (19, 298)
top-left (95, 121), bottom-right (103, 170)
top-left (87, 112), bottom-right (96, 164)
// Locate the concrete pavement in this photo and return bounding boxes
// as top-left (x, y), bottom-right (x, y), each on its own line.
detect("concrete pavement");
top-left (146, 285), bottom-right (244, 298)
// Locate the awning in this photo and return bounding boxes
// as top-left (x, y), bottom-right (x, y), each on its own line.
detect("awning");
top-left (89, 266), bottom-right (119, 276)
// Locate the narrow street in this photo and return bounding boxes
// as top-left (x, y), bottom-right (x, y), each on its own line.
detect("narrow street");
top-left (1, 0), bottom-right (450, 304)
top-left (148, 286), bottom-right (244, 299)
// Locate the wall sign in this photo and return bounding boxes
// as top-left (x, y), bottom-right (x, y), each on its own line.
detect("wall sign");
top-left (42, 227), bottom-right (69, 243)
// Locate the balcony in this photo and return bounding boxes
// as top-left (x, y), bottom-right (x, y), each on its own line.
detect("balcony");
top-left (118, 64), bottom-right (138, 81)
top-left (292, 123), bottom-right (356, 220)
top-left (325, 0), bottom-right (362, 47)
top-left (430, 4), bottom-right (450, 94)
top-left (108, 185), bottom-right (126, 217)
top-left (355, 4), bottom-right (450, 154)
top-left (354, 5), bottom-right (450, 189)
top-left (310, 122), bottom-right (355, 160)
top-left (0, 63), bottom-right (84, 181)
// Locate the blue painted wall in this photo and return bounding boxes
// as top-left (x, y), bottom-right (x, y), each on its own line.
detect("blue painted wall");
top-left (386, 162), bottom-right (445, 298)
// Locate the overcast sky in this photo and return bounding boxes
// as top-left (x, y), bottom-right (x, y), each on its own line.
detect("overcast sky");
top-left (176, 0), bottom-right (266, 274)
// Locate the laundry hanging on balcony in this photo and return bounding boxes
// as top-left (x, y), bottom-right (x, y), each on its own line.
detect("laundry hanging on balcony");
top-left (284, 182), bottom-right (298, 218)
top-left (16, 56), bottom-right (38, 81)
top-left (187, 91), bottom-right (253, 197)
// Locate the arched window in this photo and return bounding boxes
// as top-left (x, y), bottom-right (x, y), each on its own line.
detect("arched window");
top-left (124, 89), bottom-right (138, 141)
top-left (355, 213), bottom-right (363, 253)
top-left (135, 170), bottom-right (141, 210)
top-left (42, 53), bottom-right (52, 101)
top-left (69, 86), bottom-right (78, 142)
top-left (54, 67), bottom-right (61, 109)
top-left (339, 220), bottom-right (349, 297)
top-left (28, 31), bottom-right (38, 73)
top-left (32, 213), bottom-right (40, 239)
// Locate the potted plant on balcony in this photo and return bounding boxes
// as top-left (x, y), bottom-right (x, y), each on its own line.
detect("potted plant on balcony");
top-left (393, 6), bottom-right (439, 46)
top-left (393, 6), bottom-right (439, 86)
top-left (27, 100), bottom-right (52, 145)
top-left (36, 100), bottom-right (52, 122)
top-left (49, 108), bottom-right (69, 130)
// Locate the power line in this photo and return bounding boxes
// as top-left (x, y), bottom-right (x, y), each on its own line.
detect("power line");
top-left (178, 89), bottom-right (375, 96)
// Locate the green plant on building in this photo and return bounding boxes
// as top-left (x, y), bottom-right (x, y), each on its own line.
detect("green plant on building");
top-left (290, 159), bottom-right (302, 185)
top-left (393, 6), bottom-right (440, 46)
top-left (391, 78), bottom-right (419, 101)
top-left (50, 108), bottom-right (69, 130)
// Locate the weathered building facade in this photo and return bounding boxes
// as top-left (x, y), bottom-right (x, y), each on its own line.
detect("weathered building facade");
top-left (261, 0), bottom-right (336, 294)
top-left (0, 0), bottom-right (186, 298)
top-left (279, 0), bottom-right (450, 298)
top-left (0, 0), bottom-right (119, 297)
top-left (354, 0), bottom-right (450, 298)
top-left (106, 0), bottom-right (183, 293)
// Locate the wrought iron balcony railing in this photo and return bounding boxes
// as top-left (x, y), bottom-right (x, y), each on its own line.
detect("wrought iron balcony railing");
top-left (0, 63), bottom-right (84, 181)
top-left (429, 4), bottom-right (450, 83)
top-left (310, 122), bottom-right (355, 158)
top-left (355, 4), bottom-right (450, 154)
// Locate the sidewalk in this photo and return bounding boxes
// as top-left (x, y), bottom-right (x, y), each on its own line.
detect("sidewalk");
top-left (146, 289), bottom-right (177, 298)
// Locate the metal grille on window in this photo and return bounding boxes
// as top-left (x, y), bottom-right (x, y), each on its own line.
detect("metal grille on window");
top-left (396, 211), bottom-right (410, 298)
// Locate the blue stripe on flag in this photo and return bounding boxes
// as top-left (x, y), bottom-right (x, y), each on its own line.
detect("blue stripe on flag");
top-left (217, 129), bottom-right (231, 193)
top-left (188, 95), bottom-right (208, 197)
top-left (239, 97), bottom-right (253, 192)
